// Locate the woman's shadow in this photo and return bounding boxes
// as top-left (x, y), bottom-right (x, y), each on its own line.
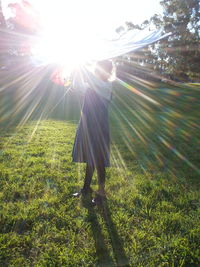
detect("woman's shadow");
top-left (81, 195), bottom-right (130, 267)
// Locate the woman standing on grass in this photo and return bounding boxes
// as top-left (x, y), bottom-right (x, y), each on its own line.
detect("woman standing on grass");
top-left (72, 60), bottom-right (114, 204)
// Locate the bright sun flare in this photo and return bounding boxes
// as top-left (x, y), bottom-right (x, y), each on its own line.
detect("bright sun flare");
top-left (4, 0), bottom-right (164, 71)
top-left (30, 0), bottom-right (114, 69)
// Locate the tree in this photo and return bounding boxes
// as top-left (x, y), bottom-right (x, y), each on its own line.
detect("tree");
top-left (0, 0), bottom-right (41, 72)
top-left (0, 0), bottom-right (6, 28)
top-left (119, 0), bottom-right (200, 81)
top-left (158, 0), bottom-right (200, 81)
top-left (0, 0), bottom-right (8, 69)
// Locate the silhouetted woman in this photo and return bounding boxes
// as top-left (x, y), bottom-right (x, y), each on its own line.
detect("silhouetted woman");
top-left (72, 60), bottom-right (114, 204)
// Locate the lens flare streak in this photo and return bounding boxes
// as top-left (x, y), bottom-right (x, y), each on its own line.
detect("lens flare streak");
top-left (117, 78), bottom-right (160, 106)
top-left (158, 136), bottom-right (200, 174)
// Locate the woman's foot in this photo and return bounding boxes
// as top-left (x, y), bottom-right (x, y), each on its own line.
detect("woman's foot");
top-left (92, 192), bottom-right (107, 205)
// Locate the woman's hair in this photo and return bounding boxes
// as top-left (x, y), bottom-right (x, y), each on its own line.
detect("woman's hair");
top-left (95, 60), bottom-right (115, 81)
top-left (96, 60), bottom-right (113, 73)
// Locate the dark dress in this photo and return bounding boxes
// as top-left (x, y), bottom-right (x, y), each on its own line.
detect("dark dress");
top-left (72, 88), bottom-right (110, 167)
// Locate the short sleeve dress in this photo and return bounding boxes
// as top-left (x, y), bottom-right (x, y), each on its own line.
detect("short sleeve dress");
top-left (72, 86), bottom-right (110, 167)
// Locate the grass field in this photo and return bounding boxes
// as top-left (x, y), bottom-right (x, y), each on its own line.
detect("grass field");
top-left (0, 81), bottom-right (200, 266)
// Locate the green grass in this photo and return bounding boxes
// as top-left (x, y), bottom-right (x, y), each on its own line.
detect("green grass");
top-left (0, 82), bottom-right (200, 266)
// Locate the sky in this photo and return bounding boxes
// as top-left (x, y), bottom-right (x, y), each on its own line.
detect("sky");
top-left (2, 0), bottom-right (163, 29)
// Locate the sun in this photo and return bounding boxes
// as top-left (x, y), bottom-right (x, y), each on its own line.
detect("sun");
top-left (30, 0), bottom-right (109, 70)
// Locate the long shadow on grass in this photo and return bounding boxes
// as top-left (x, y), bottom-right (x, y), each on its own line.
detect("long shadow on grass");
top-left (99, 199), bottom-right (130, 267)
top-left (82, 196), bottom-right (129, 267)
top-left (82, 196), bottom-right (114, 267)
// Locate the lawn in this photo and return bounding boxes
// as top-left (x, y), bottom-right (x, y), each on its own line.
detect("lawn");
top-left (0, 81), bottom-right (200, 266)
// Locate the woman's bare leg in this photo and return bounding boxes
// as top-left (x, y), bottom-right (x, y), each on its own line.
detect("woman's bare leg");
top-left (96, 162), bottom-right (106, 196)
top-left (73, 163), bottom-right (95, 197)
top-left (83, 163), bottom-right (95, 192)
